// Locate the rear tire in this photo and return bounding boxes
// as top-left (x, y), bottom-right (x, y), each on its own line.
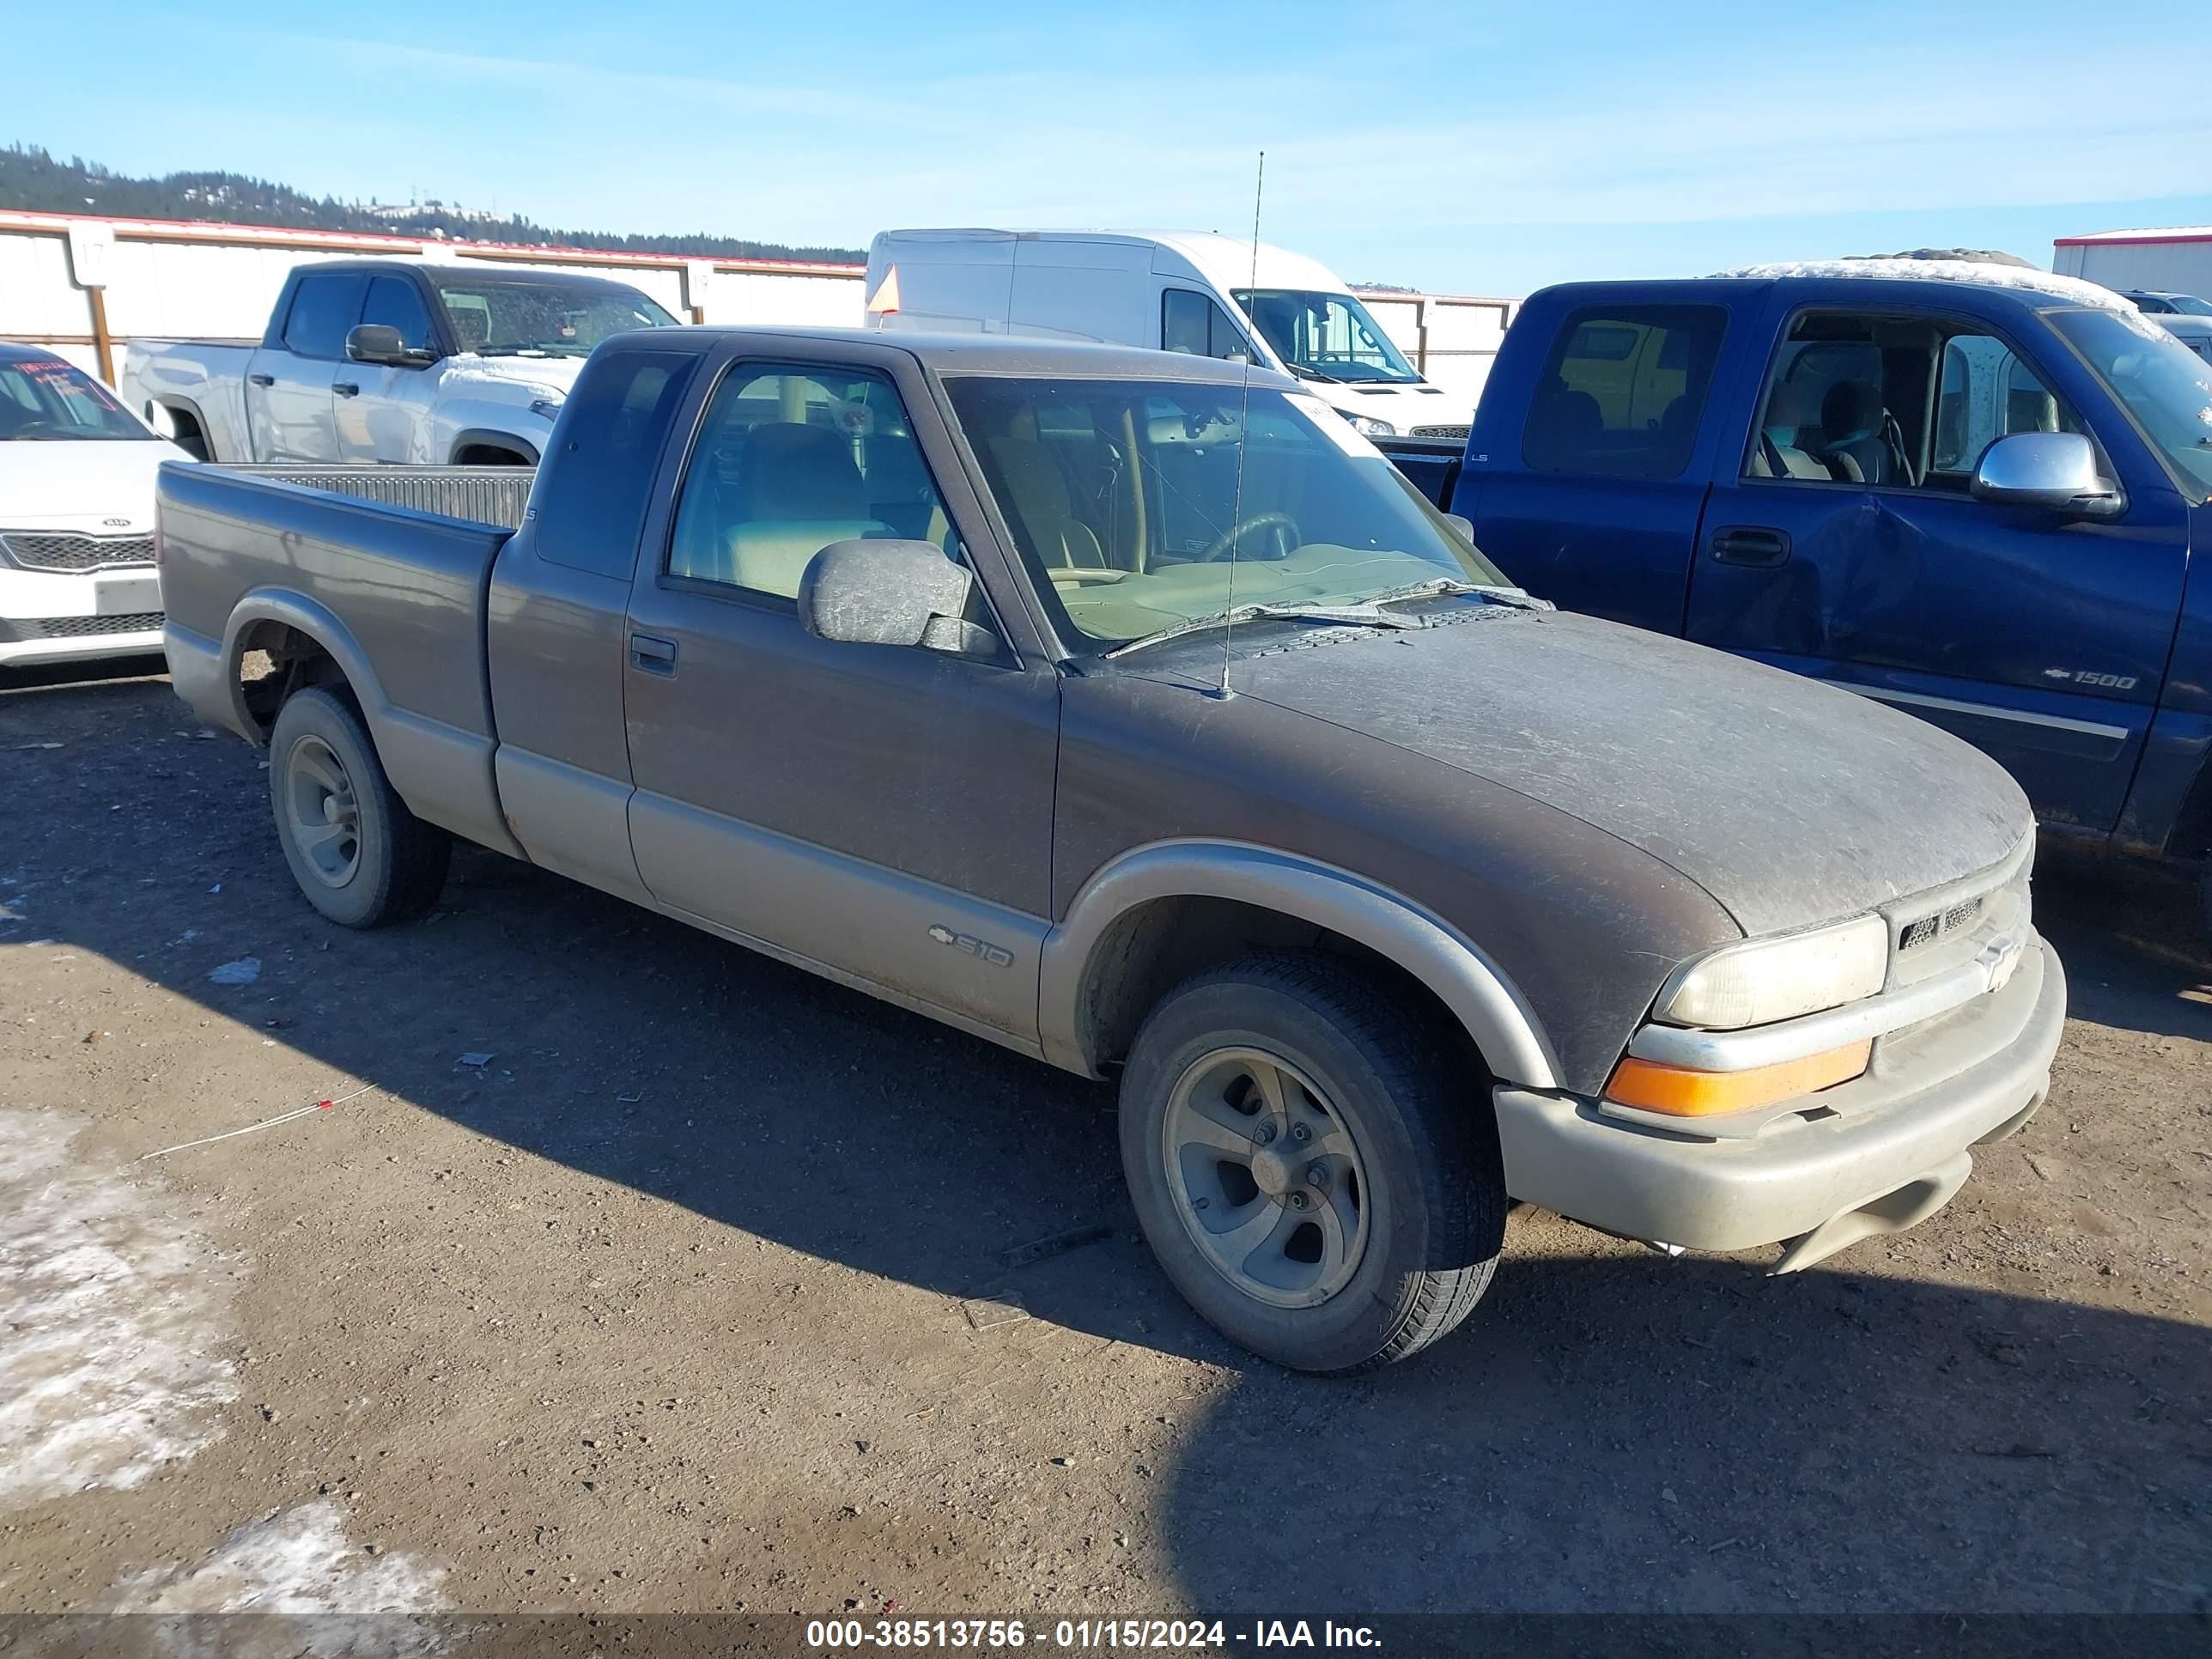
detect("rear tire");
top-left (1118, 953), bottom-right (1506, 1374)
top-left (268, 687), bottom-right (450, 927)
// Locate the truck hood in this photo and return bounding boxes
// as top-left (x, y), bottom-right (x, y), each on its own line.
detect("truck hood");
top-left (0, 439), bottom-right (192, 531)
top-left (441, 353), bottom-right (590, 404)
top-left (1305, 379), bottom-right (1468, 432)
top-left (1230, 606), bottom-right (2032, 937)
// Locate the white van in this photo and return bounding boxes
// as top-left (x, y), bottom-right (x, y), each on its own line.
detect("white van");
top-left (864, 229), bottom-right (1468, 437)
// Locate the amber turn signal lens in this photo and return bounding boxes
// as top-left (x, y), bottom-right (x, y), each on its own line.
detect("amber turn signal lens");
top-left (1605, 1041), bottom-right (1872, 1118)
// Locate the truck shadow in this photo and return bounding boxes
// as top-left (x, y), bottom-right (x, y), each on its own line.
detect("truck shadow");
top-left (2031, 836), bottom-right (2212, 1045)
top-left (3, 680), bottom-right (2207, 1615)
top-left (1157, 1255), bottom-right (2210, 1615)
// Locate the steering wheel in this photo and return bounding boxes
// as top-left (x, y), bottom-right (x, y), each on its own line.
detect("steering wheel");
top-left (1200, 510), bottom-right (1300, 563)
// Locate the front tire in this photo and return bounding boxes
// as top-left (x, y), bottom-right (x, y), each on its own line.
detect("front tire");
top-left (1119, 955), bottom-right (1506, 1373)
top-left (269, 686), bottom-right (450, 927)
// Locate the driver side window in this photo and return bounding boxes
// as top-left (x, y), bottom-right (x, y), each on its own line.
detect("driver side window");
top-left (361, 276), bottom-right (437, 355)
top-left (1746, 312), bottom-right (2082, 492)
top-left (1930, 332), bottom-right (2082, 478)
top-left (1162, 289), bottom-right (1249, 362)
top-left (666, 362), bottom-right (965, 602)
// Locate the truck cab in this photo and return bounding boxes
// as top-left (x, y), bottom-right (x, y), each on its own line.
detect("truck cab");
top-left (1389, 264), bottom-right (2212, 907)
top-left (864, 228), bottom-right (1469, 438)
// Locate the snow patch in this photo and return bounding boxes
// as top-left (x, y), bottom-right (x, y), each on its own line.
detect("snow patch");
top-left (111, 1500), bottom-right (450, 1614)
top-left (0, 1111), bottom-right (239, 1509)
top-left (1712, 258), bottom-right (2146, 316)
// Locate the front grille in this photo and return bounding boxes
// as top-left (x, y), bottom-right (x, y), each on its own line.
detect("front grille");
top-left (1409, 424), bottom-right (1471, 441)
top-left (0, 532), bottom-right (156, 573)
top-left (27, 612), bottom-right (165, 639)
top-left (1899, 895), bottom-right (1985, 952)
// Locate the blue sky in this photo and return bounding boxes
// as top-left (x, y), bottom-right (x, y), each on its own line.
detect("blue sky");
top-left (11, 0), bottom-right (2211, 295)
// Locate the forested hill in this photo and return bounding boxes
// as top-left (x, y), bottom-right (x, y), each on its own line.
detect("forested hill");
top-left (0, 144), bottom-right (864, 264)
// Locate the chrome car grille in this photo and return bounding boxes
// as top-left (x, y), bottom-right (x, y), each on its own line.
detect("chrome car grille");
top-left (0, 532), bottom-right (156, 573)
top-left (1408, 424), bottom-right (1471, 441)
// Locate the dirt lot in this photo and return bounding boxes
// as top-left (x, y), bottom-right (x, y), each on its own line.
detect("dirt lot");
top-left (1, 661), bottom-right (2207, 1627)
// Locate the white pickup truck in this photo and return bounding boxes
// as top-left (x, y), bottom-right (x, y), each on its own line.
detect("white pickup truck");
top-left (119, 259), bottom-right (679, 467)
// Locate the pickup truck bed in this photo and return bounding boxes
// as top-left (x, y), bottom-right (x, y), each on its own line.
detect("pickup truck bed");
top-left (160, 464), bottom-right (528, 861)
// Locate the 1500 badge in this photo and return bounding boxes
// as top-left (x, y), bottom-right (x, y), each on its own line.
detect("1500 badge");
top-left (2043, 667), bottom-right (2138, 689)
top-left (927, 924), bottom-right (1013, 968)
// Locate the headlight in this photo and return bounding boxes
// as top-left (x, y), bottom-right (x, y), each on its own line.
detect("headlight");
top-left (1348, 415), bottom-right (1396, 437)
top-left (1656, 915), bottom-right (1887, 1029)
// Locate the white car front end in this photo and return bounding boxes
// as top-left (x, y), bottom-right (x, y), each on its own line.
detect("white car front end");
top-left (0, 352), bottom-right (193, 668)
top-left (1302, 378), bottom-right (1474, 440)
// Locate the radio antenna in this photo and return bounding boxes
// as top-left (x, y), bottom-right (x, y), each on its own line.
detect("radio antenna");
top-left (1211, 149), bottom-right (1264, 702)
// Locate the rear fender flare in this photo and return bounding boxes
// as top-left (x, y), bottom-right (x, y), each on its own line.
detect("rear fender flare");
top-left (222, 588), bottom-right (393, 744)
top-left (147, 395), bottom-right (211, 450)
top-left (219, 588), bottom-right (524, 861)
top-left (1038, 839), bottom-right (1561, 1090)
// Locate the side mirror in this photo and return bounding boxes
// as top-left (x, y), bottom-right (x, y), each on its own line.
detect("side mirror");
top-left (346, 324), bottom-right (436, 368)
top-left (1971, 431), bottom-right (2122, 518)
top-left (798, 540), bottom-right (998, 657)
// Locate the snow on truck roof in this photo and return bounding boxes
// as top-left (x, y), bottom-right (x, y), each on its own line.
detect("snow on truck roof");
top-left (1712, 257), bottom-right (2136, 313)
top-left (2053, 226), bottom-right (2212, 246)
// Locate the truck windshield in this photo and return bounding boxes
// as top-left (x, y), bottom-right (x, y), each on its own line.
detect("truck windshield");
top-left (0, 356), bottom-right (152, 441)
top-left (945, 375), bottom-right (1505, 649)
top-left (1232, 289), bottom-right (1421, 384)
top-left (426, 275), bottom-right (678, 358)
top-left (2048, 307), bottom-right (2212, 500)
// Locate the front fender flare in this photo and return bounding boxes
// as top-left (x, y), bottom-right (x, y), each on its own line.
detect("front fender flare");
top-left (447, 425), bottom-right (541, 465)
top-left (1038, 840), bottom-right (1562, 1090)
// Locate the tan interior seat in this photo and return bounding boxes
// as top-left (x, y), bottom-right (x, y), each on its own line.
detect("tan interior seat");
top-left (701, 422), bottom-right (891, 596)
top-left (980, 406), bottom-right (1108, 568)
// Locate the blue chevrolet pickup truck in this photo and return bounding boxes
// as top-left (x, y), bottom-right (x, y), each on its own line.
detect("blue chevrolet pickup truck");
top-left (1384, 261), bottom-right (2212, 928)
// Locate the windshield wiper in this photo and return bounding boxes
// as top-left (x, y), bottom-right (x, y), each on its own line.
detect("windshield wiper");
top-left (1285, 363), bottom-right (1342, 386)
top-left (1103, 602), bottom-right (1417, 659)
top-left (475, 345), bottom-right (568, 358)
top-left (1102, 578), bottom-right (1538, 659)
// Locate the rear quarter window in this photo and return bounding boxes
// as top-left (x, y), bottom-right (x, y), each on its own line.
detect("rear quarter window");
top-left (532, 349), bottom-right (700, 579)
top-left (1522, 304), bottom-right (1727, 479)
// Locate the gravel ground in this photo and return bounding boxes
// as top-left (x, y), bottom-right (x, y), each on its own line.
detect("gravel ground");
top-left (0, 661), bottom-right (2206, 1626)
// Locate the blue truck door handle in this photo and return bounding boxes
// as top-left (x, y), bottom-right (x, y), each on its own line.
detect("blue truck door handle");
top-left (629, 633), bottom-right (678, 675)
top-left (1711, 526), bottom-right (1792, 566)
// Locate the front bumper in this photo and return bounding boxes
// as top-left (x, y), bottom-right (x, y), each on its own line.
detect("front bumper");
top-left (0, 615), bottom-right (166, 667)
top-left (0, 563), bottom-right (164, 668)
top-left (1492, 934), bottom-right (2063, 1258)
